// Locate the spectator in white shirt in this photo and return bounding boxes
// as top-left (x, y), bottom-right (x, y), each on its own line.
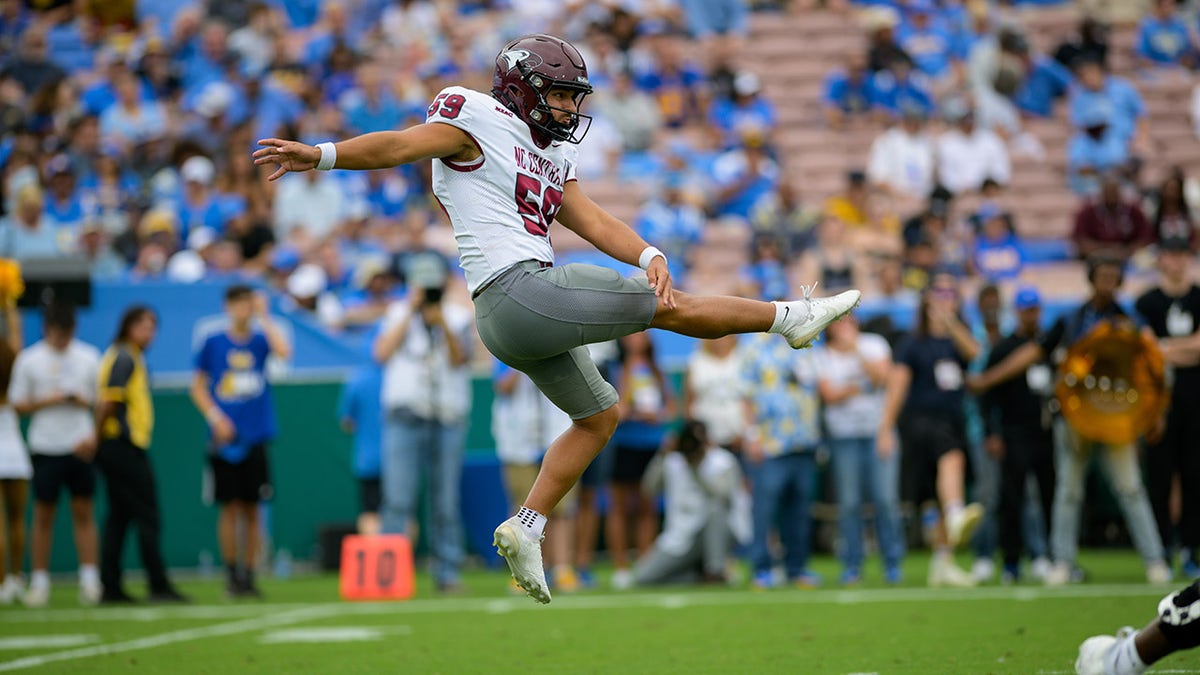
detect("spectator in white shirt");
top-left (684, 336), bottom-right (746, 454)
top-left (272, 170), bottom-right (346, 245)
top-left (7, 303), bottom-right (101, 607)
top-left (936, 101), bottom-right (1011, 195)
top-left (868, 108), bottom-right (936, 200)
top-left (816, 315), bottom-right (905, 586)
top-left (634, 421), bottom-right (751, 585)
top-left (373, 252), bottom-right (473, 593)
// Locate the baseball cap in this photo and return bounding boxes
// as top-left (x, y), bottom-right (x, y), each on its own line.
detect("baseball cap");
top-left (733, 72), bottom-right (761, 97)
top-left (180, 156), bottom-right (215, 185)
top-left (45, 154), bottom-right (74, 178)
top-left (1160, 236), bottom-right (1191, 253)
top-left (287, 263), bottom-right (328, 299)
top-left (1014, 286), bottom-right (1041, 310)
top-left (406, 252), bottom-right (448, 290)
top-left (270, 246), bottom-right (300, 272)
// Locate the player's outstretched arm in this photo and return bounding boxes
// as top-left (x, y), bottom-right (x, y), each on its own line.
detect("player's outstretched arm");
top-left (253, 123), bottom-right (477, 181)
top-left (557, 181), bottom-right (675, 308)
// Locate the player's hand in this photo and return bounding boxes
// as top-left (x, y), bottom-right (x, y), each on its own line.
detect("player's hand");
top-left (1145, 414), bottom-right (1167, 445)
top-left (965, 373), bottom-right (988, 394)
top-left (984, 434), bottom-right (1005, 460)
top-left (876, 428), bottom-right (896, 459)
top-left (209, 413), bottom-right (237, 445)
top-left (73, 436), bottom-right (97, 462)
top-left (646, 256), bottom-right (675, 309)
top-left (253, 139), bottom-right (322, 182)
top-left (252, 291), bottom-right (269, 317)
top-left (422, 303), bottom-right (445, 327)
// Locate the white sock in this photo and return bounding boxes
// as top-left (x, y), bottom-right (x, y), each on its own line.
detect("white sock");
top-left (933, 548), bottom-right (952, 563)
top-left (768, 301), bottom-right (809, 334)
top-left (515, 506), bottom-right (547, 540)
top-left (79, 564), bottom-right (99, 587)
top-left (1105, 632), bottom-right (1147, 675)
top-left (30, 570), bottom-right (49, 590)
top-left (945, 500), bottom-right (965, 522)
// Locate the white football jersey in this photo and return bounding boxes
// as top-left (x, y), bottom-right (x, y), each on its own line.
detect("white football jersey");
top-left (426, 86), bottom-right (579, 294)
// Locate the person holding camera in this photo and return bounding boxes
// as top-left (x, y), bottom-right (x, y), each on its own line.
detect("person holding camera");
top-left (373, 252), bottom-right (473, 593)
top-left (633, 420), bottom-right (749, 586)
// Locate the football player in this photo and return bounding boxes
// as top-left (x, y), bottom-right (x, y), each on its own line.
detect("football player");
top-left (1076, 579), bottom-right (1200, 674)
top-left (254, 34), bottom-right (860, 604)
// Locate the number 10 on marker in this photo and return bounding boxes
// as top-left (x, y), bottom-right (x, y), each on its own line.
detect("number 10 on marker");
top-left (339, 535), bottom-right (415, 601)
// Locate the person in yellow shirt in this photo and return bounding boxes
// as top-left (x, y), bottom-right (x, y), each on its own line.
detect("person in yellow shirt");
top-left (95, 306), bottom-right (187, 604)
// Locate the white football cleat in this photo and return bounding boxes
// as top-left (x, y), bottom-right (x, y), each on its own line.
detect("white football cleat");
top-left (946, 503), bottom-right (984, 550)
top-left (928, 556), bottom-right (976, 588)
top-left (493, 517), bottom-right (551, 605)
top-left (1075, 627), bottom-right (1133, 675)
top-left (776, 285), bottom-right (861, 349)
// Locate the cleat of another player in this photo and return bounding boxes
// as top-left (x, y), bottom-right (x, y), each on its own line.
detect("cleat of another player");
top-left (1074, 634), bottom-right (1119, 675)
top-left (778, 286), bottom-right (861, 349)
top-left (928, 556), bottom-right (976, 588)
top-left (946, 503), bottom-right (984, 550)
top-left (493, 517), bottom-right (551, 605)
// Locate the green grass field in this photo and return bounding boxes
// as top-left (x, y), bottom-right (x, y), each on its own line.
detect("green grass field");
top-left (0, 550), bottom-right (1191, 674)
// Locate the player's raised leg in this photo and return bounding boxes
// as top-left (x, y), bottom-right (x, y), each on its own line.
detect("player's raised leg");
top-left (649, 284), bottom-right (861, 349)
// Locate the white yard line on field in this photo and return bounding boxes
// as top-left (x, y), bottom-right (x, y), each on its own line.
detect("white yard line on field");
top-left (0, 605), bottom-right (339, 672)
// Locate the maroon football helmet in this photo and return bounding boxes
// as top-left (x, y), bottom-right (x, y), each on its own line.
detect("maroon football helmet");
top-left (492, 34), bottom-right (593, 145)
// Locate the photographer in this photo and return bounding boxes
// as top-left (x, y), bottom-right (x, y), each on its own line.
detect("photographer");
top-left (373, 252), bottom-right (473, 593)
top-left (633, 421), bottom-right (749, 586)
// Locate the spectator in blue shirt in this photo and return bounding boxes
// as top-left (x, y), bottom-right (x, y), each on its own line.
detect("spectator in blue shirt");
top-left (0, 184), bottom-right (65, 259)
top-left (1012, 53), bottom-right (1074, 118)
top-left (869, 54), bottom-right (935, 120)
top-left (1067, 106), bottom-right (1131, 196)
top-left (708, 71), bottom-right (777, 150)
top-left (635, 177), bottom-right (705, 284)
top-left (180, 20), bottom-right (231, 93)
top-left (190, 285), bottom-right (292, 598)
top-left (972, 203), bottom-right (1025, 281)
top-left (340, 62), bottom-right (405, 136)
top-left (45, 13), bottom-right (94, 75)
top-left (177, 156), bottom-right (228, 240)
top-left (634, 33), bottom-right (708, 129)
top-left (710, 130), bottom-right (780, 222)
top-left (896, 0), bottom-right (956, 80)
top-left (1068, 57), bottom-right (1146, 147)
top-left (338, 362), bottom-right (384, 535)
top-left (42, 155), bottom-right (87, 232)
top-left (741, 235), bottom-right (790, 302)
top-left (823, 52), bottom-right (875, 128)
top-left (1135, 0), bottom-right (1195, 69)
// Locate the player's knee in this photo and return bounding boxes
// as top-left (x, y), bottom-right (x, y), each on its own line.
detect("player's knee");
top-left (576, 405), bottom-right (618, 439)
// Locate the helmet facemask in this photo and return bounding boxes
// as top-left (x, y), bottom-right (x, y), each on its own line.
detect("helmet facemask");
top-left (513, 64), bottom-right (593, 144)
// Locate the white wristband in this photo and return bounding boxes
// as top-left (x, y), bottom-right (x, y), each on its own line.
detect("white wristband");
top-left (315, 142), bottom-right (337, 171)
top-left (638, 246), bottom-right (666, 271)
